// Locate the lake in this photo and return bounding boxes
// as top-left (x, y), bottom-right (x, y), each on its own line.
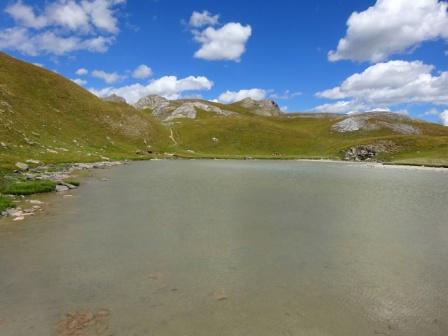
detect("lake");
top-left (1, 160), bottom-right (447, 336)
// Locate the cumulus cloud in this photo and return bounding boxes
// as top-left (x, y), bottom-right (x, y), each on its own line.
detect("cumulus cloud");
top-left (72, 78), bottom-right (87, 86)
top-left (189, 10), bottom-right (219, 27)
top-left (90, 75), bottom-right (214, 103)
top-left (193, 22), bottom-right (252, 61)
top-left (132, 64), bottom-right (152, 79)
top-left (76, 68), bottom-right (88, 76)
top-left (329, 0), bottom-right (448, 63)
top-left (92, 70), bottom-right (124, 84)
top-left (0, 0), bottom-right (125, 56)
top-left (441, 110), bottom-right (448, 126)
top-left (217, 88), bottom-right (267, 103)
top-left (312, 101), bottom-right (390, 114)
top-left (316, 60), bottom-right (448, 110)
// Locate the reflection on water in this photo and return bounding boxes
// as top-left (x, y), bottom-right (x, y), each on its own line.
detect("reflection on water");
top-left (0, 160), bottom-right (448, 336)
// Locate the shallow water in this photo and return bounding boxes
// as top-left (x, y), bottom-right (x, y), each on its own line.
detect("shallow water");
top-left (1, 160), bottom-right (448, 336)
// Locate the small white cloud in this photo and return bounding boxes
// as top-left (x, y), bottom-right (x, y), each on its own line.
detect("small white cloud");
top-left (217, 88), bottom-right (266, 103)
top-left (193, 22), bottom-right (252, 61)
top-left (440, 110), bottom-right (448, 126)
top-left (281, 105), bottom-right (288, 112)
top-left (189, 10), bottom-right (219, 28)
top-left (132, 64), bottom-right (152, 79)
top-left (90, 75), bottom-right (214, 103)
top-left (329, 0), bottom-right (448, 63)
top-left (72, 78), bottom-right (87, 86)
top-left (76, 68), bottom-right (88, 76)
top-left (270, 90), bottom-right (302, 100)
top-left (33, 62), bottom-right (43, 67)
top-left (92, 70), bottom-right (124, 84)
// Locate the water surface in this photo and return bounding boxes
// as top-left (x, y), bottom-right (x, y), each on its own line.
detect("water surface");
top-left (1, 160), bottom-right (448, 335)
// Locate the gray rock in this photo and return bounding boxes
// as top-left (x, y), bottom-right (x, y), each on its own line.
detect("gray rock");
top-left (15, 162), bottom-right (29, 171)
top-left (55, 185), bottom-right (69, 192)
top-left (239, 98), bottom-right (281, 116)
top-left (332, 113), bottom-right (420, 135)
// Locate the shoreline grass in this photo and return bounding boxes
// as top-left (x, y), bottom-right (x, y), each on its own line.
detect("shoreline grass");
top-left (3, 180), bottom-right (57, 196)
top-left (0, 194), bottom-right (15, 212)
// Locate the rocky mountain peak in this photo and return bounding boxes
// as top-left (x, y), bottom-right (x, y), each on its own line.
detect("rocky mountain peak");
top-left (102, 94), bottom-right (126, 104)
top-left (239, 98), bottom-right (281, 117)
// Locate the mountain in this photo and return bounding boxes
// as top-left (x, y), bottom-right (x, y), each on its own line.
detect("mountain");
top-left (0, 52), bottom-right (170, 171)
top-left (1, 52), bottom-right (448, 172)
top-left (134, 95), bottom-right (280, 121)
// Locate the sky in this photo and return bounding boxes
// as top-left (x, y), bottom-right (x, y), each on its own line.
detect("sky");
top-left (0, 0), bottom-right (447, 125)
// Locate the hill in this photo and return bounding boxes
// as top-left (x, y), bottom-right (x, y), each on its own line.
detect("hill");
top-left (1, 52), bottom-right (448, 177)
top-left (0, 52), bottom-right (171, 173)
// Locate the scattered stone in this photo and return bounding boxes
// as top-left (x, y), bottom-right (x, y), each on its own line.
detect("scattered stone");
top-left (212, 137), bottom-right (219, 143)
top-left (55, 185), bottom-right (69, 192)
top-left (26, 159), bottom-right (42, 165)
top-left (13, 216), bottom-right (25, 221)
top-left (0, 142), bottom-right (7, 148)
top-left (29, 200), bottom-right (44, 205)
top-left (15, 162), bottom-right (29, 171)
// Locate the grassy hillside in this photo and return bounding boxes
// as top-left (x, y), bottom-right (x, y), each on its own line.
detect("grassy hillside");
top-left (169, 110), bottom-right (448, 166)
top-left (0, 52), bottom-right (171, 173)
top-left (1, 51), bottom-right (448, 182)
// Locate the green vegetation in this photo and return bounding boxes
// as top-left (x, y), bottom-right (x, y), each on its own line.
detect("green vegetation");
top-left (3, 180), bottom-right (57, 195)
top-left (1, 48), bottom-right (448, 196)
top-left (64, 179), bottom-right (80, 187)
top-left (169, 112), bottom-right (448, 165)
top-left (0, 194), bottom-right (15, 212)
top-left (0, 52), bottom-right (172, 172)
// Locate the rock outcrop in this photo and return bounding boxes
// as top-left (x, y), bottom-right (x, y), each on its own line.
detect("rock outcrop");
top-left (239, 98), bottom-right (282, 117)
top-left (332, 113), bottom-right (421, 135)
top-left (344, 141), bottom-right (397, 161)
top-left (134, 95), bottom-right (235, 121)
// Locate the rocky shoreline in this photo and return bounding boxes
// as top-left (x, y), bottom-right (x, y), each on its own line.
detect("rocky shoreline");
top-left (1, 161), bottom-right (125, 220)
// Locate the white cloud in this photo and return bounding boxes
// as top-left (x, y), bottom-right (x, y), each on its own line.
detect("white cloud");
top-left (76, 68), bottom-right (88, 75)
top-left (5, 1), bottom-right (47, 29)
top-left (1, 0), bottom-right (125, 56)
top-left (316, 60), bottom-right (448, 107)
top-left (92, 70), bottom-right (124, 84)
top-left (270, 90), bottom-right (302, 100)
top-left (189, 10), bottom-right (219, 28)
top-left (90, 75), bottom-right (214, 103)
top-left (441, 110), bottom-right (448, 126)
top-left (217, 88), bottom-right (267, 103)
top-left (312, 101), bottom-right (377, 114)
top-left (72, 78), bottom-right (87, 86)
top-left (193, 22), bottom-right (252, 61)
top-left (33, 62), bottom-right (43, 67)
top-left (329, 0), bottom-right (448, 63)
top-left (132, 64), bottom-right (152, 79)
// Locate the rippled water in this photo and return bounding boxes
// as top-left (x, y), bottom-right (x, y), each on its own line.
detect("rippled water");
top-left (1, 160), bottom-right (448, 336)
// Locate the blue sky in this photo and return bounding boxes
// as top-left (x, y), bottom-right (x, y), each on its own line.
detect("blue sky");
top-left (0, 0), bottom-right (447, 124)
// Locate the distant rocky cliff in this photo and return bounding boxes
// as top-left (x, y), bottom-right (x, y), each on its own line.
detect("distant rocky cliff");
top-left (133, 95), bottom-right (281, 121)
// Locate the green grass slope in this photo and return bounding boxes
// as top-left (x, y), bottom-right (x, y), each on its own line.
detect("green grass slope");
top-left (169, 110), bottom-right (448, 166)
top-left (0, 52), bottom-right (171, 172)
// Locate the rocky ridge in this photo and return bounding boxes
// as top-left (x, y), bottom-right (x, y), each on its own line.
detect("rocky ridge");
top-left (332, 113), bottom-right (421, 135)
top-left (133, 95), bottom-right (280, 121)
